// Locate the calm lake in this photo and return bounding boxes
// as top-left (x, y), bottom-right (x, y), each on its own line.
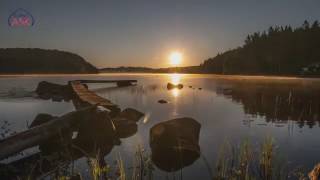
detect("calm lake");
top-left (1, 73), bottom-right (320, 179)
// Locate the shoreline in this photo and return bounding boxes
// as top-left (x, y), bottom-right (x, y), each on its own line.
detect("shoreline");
top-left (0, 72), bottom-right (319, 80)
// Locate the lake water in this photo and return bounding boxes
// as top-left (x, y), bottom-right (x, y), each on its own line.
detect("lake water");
top-left (1, 73), bottom-right (320, 179)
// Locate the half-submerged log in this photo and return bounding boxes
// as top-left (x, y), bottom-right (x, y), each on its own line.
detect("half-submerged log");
top-left (0, 107), bottom-right (96, 160)
top-left (150, 117), bottom-right (201, 172)
top-left (0, 106), bottom-right (144, 160)
top-left (0, 107), bottom-right (144, 179)
top-left (0, 110), bottom-right (117, 179)
top-left (29, 113), bottom-right (64, 154)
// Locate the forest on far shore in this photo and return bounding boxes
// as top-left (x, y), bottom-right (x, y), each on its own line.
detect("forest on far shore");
top-left (201, 20), bottom-right (320, 76)
top-left (0, 48), bottom-right (98, 74)
top-left (102, 20), bottom-right (320, 76)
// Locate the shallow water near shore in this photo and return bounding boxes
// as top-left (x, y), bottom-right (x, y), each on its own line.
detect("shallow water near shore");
top-left (1, 73), bottom-right (320, 179)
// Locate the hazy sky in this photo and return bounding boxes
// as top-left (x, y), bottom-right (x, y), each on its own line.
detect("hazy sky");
top-left (0, 0), bottom-right (320, 68)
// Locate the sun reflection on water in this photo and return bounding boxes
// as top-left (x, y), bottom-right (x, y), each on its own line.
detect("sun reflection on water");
top-left (169, 73), bottom-right (182, 85)
top-left (168, 73), bottom-right (184, 98)
top-left (172, 88), bottom-right (179, 97)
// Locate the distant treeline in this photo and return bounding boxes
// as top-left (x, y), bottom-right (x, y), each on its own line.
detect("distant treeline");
top-left (102, 21), bottom-right (320, 76)
top-left (0, 48), bottom-right (98, 74)
top-left (100, 66), bottom-right (154, 73)
top-left (201, 20), bottom-right (320, 76)
top-left (100, 66), bottom-right (202, 73)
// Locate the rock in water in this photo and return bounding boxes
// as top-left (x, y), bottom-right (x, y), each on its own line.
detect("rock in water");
top-left (113, 108), bottom-right (144, 138)
top-left (150, 117), bottom-right (201, 172)
top-left (36, 81), bottom-right (73, 101)
top-left (158, 99), bottom-right (168, 104)
top-left (167, 83), bottom-right (183, 90)
top-left (118, 108), bottom-right (144, 122)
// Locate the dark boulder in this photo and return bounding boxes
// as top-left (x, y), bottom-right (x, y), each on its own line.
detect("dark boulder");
top-left (35, 81), bottom-right (74, 101)
top-left (158, 99), bottom-right (168, 104)
top-left (150, 117), bottom-right (201, 172)
top-left (167, 83), bottom-right (183, 90)
top-left (75, 111), bottom-right (119, 156)
top-left (118, 108), bottom-right (144, 122)
top-left (113, 120), bottom-right (138, 138)
top-left (113, 108), bottom-right (144, 138)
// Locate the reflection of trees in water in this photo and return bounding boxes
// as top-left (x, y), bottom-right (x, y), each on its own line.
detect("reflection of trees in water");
top-left (129, 84), bottom-right (159, 95)
top-left (216, 80), bottom-right (320, 128)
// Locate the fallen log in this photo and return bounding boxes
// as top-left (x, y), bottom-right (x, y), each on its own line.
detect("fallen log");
top-left (0, 106), bottom-right (144, 161)
top-left (0, 110), bottom-right (117, 179)
top-left (0, 107), bottom-right (144, 178)
top-left (0, 106), bottom-right (96, 161)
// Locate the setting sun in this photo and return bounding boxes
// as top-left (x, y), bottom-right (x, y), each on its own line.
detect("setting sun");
top-left (169, 51), bottom-right (183, 66)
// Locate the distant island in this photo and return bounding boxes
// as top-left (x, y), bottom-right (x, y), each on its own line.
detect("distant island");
top-left (101, 20), bottom-right (320, 76)
top-left (0, 48), bottom-right (98, 74)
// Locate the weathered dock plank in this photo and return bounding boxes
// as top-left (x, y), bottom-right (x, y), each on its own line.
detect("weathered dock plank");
top-left (76, 79), bottom-right (137, 85)
top-left (70, 81), bottom-right (120, 113)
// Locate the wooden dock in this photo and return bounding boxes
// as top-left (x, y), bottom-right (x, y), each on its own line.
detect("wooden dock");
top-left (69, 81), bottom-right (120, 113)
top-left (0, 79), bottom-right (142, 162)
top-left (75, 79), bottom-right (137, 85)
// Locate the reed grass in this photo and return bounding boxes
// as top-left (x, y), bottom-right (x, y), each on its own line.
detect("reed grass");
top-left (39, 138), bottom-right (315, 180)
top-left (117, 153), bottom-right (126, 180)
top-left (212, 137), bottom-right (306, 180)
top-left (131, 145), bottom-right (154, 180)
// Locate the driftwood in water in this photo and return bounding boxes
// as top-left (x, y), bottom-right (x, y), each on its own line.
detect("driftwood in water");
top-left (0, 107), bottom-right (96, 160)
top-left (0, 110), bottom-right (117, 179)
top-left (0, 106), bottom-right (144, 161)
top-left (0, 107), bottom-right (144, 179)
top-left (150, 117), bottom-right (201, 172)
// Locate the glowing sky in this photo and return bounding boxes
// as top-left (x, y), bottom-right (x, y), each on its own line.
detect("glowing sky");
top-left (0, 0), bottom-right (320, 68)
